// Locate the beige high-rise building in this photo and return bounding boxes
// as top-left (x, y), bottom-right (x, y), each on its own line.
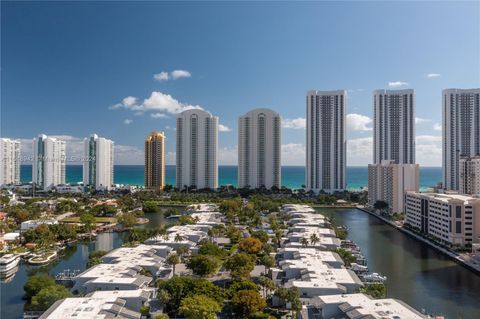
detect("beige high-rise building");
top-left (459, 156), bottom-right (480, 195)
top-left (368, 160), bottom-right (419, 214)
top-left (144, 131), bottom-right (166, 191)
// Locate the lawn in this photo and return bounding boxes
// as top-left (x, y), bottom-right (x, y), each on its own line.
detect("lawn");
top-left (61, 217), bottom-right (117, 224)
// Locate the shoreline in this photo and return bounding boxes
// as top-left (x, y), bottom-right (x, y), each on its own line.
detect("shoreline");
top-left (355, 207), bottom-right (480, 275)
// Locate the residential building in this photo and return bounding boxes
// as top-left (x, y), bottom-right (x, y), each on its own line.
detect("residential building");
top-left (238, 108), bottom-right (281, 189)
top-left (299, 293), bottom-right (427, 319)
top-left (83, 134), bottom-right (114, 191)
top-left (176, 109), bottom-right (218, 190)
top-left (404, 192), bottom-right (480, 247)
top-left (459, 156), bottom-right (480, 195)
top-left (144, 131), bottom-right (166, 191)
top-left (442, 88), bottom-right (480, 191)
top-left (306, 90), bottom-right (346, 193)
top-left (0, 138), bottom-right (21, 185)
top-left (368, 160), bottom-right (419, 214)
top-left (373, 89), bottom-right (415, 164)
top-left (32, 134), bottom-right (66, 190)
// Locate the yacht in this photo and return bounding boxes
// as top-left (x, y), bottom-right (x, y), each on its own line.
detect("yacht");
top-left (0, 254), bottom-right (20, 273)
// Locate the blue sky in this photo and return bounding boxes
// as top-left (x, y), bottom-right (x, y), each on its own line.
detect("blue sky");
top-left (2, 1), bottom-right (479, 166)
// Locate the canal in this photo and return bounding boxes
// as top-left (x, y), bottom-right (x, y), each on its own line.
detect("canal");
top-left (317, 208), bottom-right (480, 319)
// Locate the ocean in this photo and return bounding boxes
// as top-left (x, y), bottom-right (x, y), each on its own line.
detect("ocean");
top-left (20, 165), bottom-right (442, 191)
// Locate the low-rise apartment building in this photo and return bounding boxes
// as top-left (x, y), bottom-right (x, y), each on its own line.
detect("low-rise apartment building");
top-left (404, 192), bottom-right (480, 247)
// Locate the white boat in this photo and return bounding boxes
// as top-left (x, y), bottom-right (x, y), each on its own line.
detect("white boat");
top-left (0, 254), bottom-right (20, 273)
top-left (350, 263), bottom-right (369, 273)
top-left (361, 272), bottom-right (387, 283)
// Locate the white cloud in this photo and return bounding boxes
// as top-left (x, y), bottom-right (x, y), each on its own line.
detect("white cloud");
top-left (171, 70), bottom-right (191, 79)
top-left (415, 117), bottom-right (430, 124)
top-left (218, 146), bottom-right (237, 165)
top-left (347, 137), bottom-right (373, 166)
top-left (388, 81), bottom-right (409, 88)
top-left (112, 91), bottom-right (202, 116)
top-left (153, 72), bottom-right (169, 81)
top-left (124, 119), bottom-right (133, 125)
top-left (433, 123), bottom-right (442, 131)
top-left (219, 124), bottom-right (231, 132)
top-left (282, 118), bottom-right (306, 130)
top-left (150, 113), bottom-right (169, 119)
top-left (153, 70), bottom-right (191, 82)
top-left (426, 73), bottom-right (441, 78)
top-left (114, 145), bottom-right (144, 165)
top-left (282, 143), bottom-right (305, 165)
top-left (346, 113), bottom-right (372, 132)
top-left (416, 135), bottom-right (442, 166)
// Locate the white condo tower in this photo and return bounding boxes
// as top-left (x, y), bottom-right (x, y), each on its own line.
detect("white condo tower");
top-left (306, 90), bottom-right (346, 193)
top-left (176, 109), bottom-right (218, 190)
top-left (0, 138), bottom-right (21, 186)
top-left (373, 89), bottom-right (415, 164)
top-left (443, 88), bottom-right (480, 191)
top-left (238, 108), bottom-right (281, 189)
top-left (83, 134), bottom-right (114, 190)
top-left (33, 134), bottom-right (66, 190)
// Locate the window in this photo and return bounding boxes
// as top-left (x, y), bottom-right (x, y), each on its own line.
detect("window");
top-left (456, 206), bottom-right (462, 218)
top-left (456, 221), bottom-right (462, 234)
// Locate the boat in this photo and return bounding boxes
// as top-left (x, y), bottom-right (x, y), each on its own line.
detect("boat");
top-left (0, 254), bottom-right (20, 273)
top-left (361, 272), bottom-right (387, 283)
top-left (0, 265), bottom-right (19, 283)
top-left (350, 262), bottom-right (369, 273)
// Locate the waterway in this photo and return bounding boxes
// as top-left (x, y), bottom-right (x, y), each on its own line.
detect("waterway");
top-left (0, 211), bottom-right (167, 319)
top-left (317, 208), bottom-right (480, 319)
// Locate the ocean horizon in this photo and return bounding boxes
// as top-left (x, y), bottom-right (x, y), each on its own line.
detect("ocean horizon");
top-left (20, 165), bottom-right (442, 191)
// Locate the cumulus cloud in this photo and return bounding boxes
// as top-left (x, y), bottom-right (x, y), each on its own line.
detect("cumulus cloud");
top-left (150, 113), bottom-right (169, 119)
top-left (282, 143), bottom-right (306, 165)
top-left (346, 113), bottom-right (372, 132)
top-left (282, 118), bottom-right (306, 130)
top-left (415, 117), bottom-right (430, 124)
top-left (111, 91), bottom-right (202, 116)
top-left (388, 81), bottom-right (409, 88)
top-left (416, 135), bottom-right (442, 166)
top-left (433, 123), bottom-right (442, 131)
top-left (114, 145), bottom-right (144, 165)
top-left (153, 72), bottom-right (170, 81)
top-left (426, 73), bottom-right (441, 78)
top-left (124, 119), bottom-right (133, 125)
top-left (347, 137), bottom-right (373, 166)
top-left (219, 124), bottom-right (231, 132)
top-left (154, 69), bottom-right (191, 82)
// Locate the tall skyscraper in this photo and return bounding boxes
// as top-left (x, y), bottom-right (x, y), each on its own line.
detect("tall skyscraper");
top-left (238, 108), bottom-right (281, 189)
top-left (373, 89), bottom-right (415, 164)
top-left (368, 160), bottom-right (419, 214)
top-left (83, 134), bottom-right (114, 190)
top-left (0, 138), bottom-right (21, 186)
top-left (459, 156), bottom-right (480, 195)
top-left (145, 131), bottom-right (166, 191)
top-left (176, 109), bottom-right (218, 190)
top-left (443, 88), bottom-right (480, 191)
top-left (306, 90), bottom-right (346, 193)
top-left (33, 134), bottom-right (66, 190)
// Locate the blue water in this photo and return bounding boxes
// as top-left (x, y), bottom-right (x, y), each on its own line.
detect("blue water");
top-left (20, 165), bottom-right (442, 191)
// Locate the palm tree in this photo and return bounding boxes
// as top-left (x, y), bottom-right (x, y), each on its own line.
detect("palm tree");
top-left (300, 237), bottom-right (309, 247)
top-left (174, 234), bottom-right (183, 242)
top-left (309, 233), bottom-right (320, 246)
top-left (167, 253), bottom-right (180, 275)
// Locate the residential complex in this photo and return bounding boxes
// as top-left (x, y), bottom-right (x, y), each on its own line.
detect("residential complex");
top-left (144, 131), bottom-right (166, 191)
top-left (32, 134), bottom-right (66, 190)
top-left (238, 108), bottom-right (281, 189)
top-left (373, 89), bottom-right (415, 164)
top-left (442, 88), bottom-right (480, 191)
top-left (83, 134), bottom-right (114, 191)
top-left (459, 156), bottom-right (480, 195)
top-left (404, 192), bottom-right (480, 247)
top-left (368, 160), bottom-right (419, 214)
top-left (0, 138), bottom-right (21, 186)
top-left (306, 90), bottom-right (346, 193)
top-left (176, 109), bottom-right (218, 190)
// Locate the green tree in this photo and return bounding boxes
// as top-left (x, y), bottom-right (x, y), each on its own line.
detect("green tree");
top-left (309, 233), bottom-right (320, 246)
top-left (87, 250), bottom-right (107, 268)
top-left (231, 289), bottom-right (266, 318)
top-left (186, 255), bottom-right (221, 277)
top-left (357, 283), bottom-right (386, 298)
top-left (226, 281), bottom-right (259, 299)
top-left (167, 253), bottom-right (180, 275)
top-left (251, 230), bottom-right (269, 244)
top-left (300, 237), bottom-right (309, 247)
top-left (178, 295), bottom-right (222, 319)
top-left (226, 225), bottom-right (243, 244)
top-left (260, 255), bottom-right (275, 272)
top-left (336, 248), bottom-right (356, 267)
top-left (198, 242), bottom-right (228, 259)
top-left (257, 276), bottom-right (276, 298)
top-left (24, 274), bottom-right (55, 300)
top-left (143, 201), bottom-right (160, 214)
top-left (80, 212), bottom-right (96, 232)
top-left (238, 237), bottom-right (263, 254)
top-left (373, 200), bottom-right (389, 213)
top-left (224, 253), bottom-right (255, 280)
top-left (118, 212), bottom-right (137, 228)
top-left (29, 285), bottom-right (71, 311)
top-left (154, 314), bottom-right (170, 319)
